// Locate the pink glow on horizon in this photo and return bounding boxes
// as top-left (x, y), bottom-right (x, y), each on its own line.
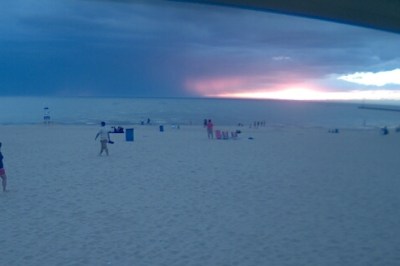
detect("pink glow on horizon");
top-left (185, 77), bottom-right (400, 101)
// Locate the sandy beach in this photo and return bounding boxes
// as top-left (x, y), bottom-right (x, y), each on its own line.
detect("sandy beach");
top-left (1, 124), bottom-right (400, 266)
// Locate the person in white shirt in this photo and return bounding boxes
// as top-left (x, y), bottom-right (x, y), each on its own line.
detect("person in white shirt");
top-left (95, 121), bottom-right (110, 156)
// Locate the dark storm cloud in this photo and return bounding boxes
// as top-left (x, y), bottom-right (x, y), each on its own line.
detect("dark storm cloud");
top-left (0, 0), bottom-right (399, 97)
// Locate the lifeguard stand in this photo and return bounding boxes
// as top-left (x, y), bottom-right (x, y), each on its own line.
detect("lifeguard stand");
top-left (43, 107), bottom-right (51, 124)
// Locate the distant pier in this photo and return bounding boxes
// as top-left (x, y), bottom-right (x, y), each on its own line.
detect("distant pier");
top-left (359, 105), bottom-right (400, 112)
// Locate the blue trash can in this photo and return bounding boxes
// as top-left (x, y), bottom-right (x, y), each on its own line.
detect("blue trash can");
top-left (125, 128), bottom-right (134, 141)
top-left (159, 125), bottom-right (164, 132)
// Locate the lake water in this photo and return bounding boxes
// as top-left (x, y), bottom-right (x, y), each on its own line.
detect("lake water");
top-left (0, 97), bottom-right (399, 129)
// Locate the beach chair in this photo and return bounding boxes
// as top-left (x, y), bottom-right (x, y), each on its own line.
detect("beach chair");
top-left (231, 131), bottom-right (238, 139)
top-left (222, 131), bottom-right (229, 140)
top-left (215, 130), bottom-right (222, 139)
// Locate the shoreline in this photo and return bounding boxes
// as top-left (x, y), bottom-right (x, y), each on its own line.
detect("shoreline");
top-left (0, 123), bottom-right (390, 135)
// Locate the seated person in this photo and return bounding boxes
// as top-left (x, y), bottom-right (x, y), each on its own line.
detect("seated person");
top-left (111, 126), bottom-right (124, 133)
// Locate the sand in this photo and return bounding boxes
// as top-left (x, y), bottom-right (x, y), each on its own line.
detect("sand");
top-left (1, 124), bottom-right (400, 266)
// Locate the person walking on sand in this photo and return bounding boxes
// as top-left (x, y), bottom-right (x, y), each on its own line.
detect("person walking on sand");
top-left (0, 142), bottom-right (7, 192)
top-left (207, 119), bottom-right (214, 139)
top-left (95, 121), bottom-right (110, 156)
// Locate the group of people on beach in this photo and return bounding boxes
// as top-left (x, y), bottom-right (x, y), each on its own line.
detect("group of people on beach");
top-left (251, 121), bottom-right (266, 128)
top-left (96, 118), bottom-right (217, 158)
top-left (1, 119), bottom-right (221, 192)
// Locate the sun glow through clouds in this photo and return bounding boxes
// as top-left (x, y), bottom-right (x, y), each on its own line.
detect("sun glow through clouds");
top-left (208, 88), bottom-right (400, 101)
top-left (187, 73), bottom-right (400, 101)
top-left (216, 88), bottom-right (325, 100)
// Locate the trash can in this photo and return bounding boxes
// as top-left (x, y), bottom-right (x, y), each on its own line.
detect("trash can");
top-left (159, 125), bottom-right (164, 132)
top-left (125, 128), bottom-right (134, 141)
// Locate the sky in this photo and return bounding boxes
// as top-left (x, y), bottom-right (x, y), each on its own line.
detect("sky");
top-left (1, 0), bottom-right (400, 101)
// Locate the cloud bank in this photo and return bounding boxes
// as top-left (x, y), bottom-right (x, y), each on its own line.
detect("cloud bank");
top-left (0, 0), bottom-right (399, 99)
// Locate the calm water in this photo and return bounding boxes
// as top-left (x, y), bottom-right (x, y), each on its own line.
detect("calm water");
top-left (0, 97), bottom-right (399, 128)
